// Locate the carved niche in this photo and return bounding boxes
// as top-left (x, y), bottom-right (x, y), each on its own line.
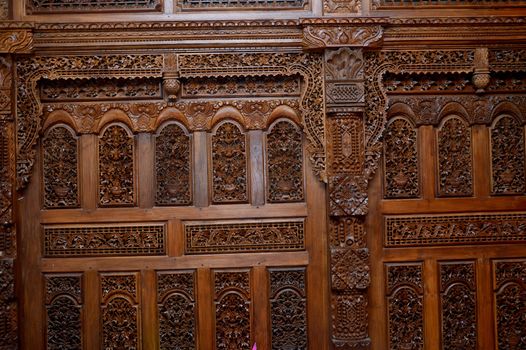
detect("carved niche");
top-left (98, 124), bottom-right (135, 207)
top-left (155, 122), bottom-right (192, 206)
top-left (42, 125), bottom-right (79, 208)
top-left (266, 120), bottom-right (304, 203)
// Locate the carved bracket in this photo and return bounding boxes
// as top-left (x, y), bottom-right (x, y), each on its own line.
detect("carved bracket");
top-left (302, 19), bottom-right (383, 50)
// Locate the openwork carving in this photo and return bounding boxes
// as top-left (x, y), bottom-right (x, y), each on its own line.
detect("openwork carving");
top-left (99, 124), bottom-right (135, 206)
top-left (437, 117), bottom-right (473, 197)
top-left (325, 49), bottom-right (365, 112)
top-left (176, 0), bottom-right (306, 10)
top-left (0, 259), bottom-right (16, 348)
top-left (491, 115), bottom-right (525, 195)
top-left (185, 219), bottom-right (304, 254)
top-left (44, 223), bottom-right (166, 256)
top-left (328, 115), bottom-right (364, 175)
top-left (155, 123), bottom-right (192, 206)
top-left (45, 274), bottom-right (83, 350)
top-left (42, 126), bottom-right (79, 208)
top-left (386, 263), bottom-right (424, 350)
top-left (494, 260), bottom-right (526, 350)
top-left (214, 270), bottom-right (251, 350)
top-left (157, 271), bottom-right (196, 349)
top-left (439, 262), bottom-right (477, 350)
top-left (211, 121), bottom-right (248, 204)
top-left (101, 273), bottom-right (138, 301)
top-left (269, 269), bottom-right (307, 350)
top-left (373, 0), bottom-right (526, 9)
top-left (0, 121), bottom-right (14, 257)
top-left (386, 212), bottom-right (526, 246)
top-left (267, 120), bottom-right (304, 203)
top-left (383, 118), bottom-right (419, 199)
top-left (27, 0), bottom-right (162, 13)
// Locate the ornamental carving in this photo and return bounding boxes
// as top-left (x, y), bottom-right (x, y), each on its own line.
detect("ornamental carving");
top-left (157, 272), bottom-right (196, 350)
top-left (383, 118), bottom-right (419, 199)
top-left (44, 223), bottom-right (166, 256)
top-left (215, 271), bottom-right (250, 296)
top-left (102, 297), bottom-right (139, 350)
top-left (99, 124), bottom-right (135, 206)
top-left (185, 220), bottom-right (304, 254)
top-left (0, 259), bottom-right (16, 348)
top-left (211, 122), bottom-right (248, 204)
top-left (45, 275), bottom-right (83, 350)
top-left (437, 117), bottom-right (473, 197)
top-left (387, 263), bottom-right (424, 350)
top-left (328, 115), bottom-right (364, 175)
top-left (331, 294), bottom-right (368, 346)
top-left (331, 248), bottom-right (369, 291)
top-left (328, 175), bottom-right (368, 216)
top-left (303, 26), bottom-right (382, 49)
top-left (491, 115), bottom-right (525, 195)
top-left (329, 217), bottom-right (366, 249)
top-left (155, 123), bottom-right (192, 206)
top-left (269, 269), bottom-right (307, 350)
top-left (323, 0), bottom-right (360, 15)
top-left (494, 260), bottom-right (526, 350)
top-left (0, 29), bottom-right (33, 53)
top-left (27, 0), bottom-right (162, 13)
top-left (374, 0), bottom-right (526, 8)
top-left (267, 120), bottom-right (304, 203)
top-left (101, 273), bottom-right (138, 302)
top-left (325, 49), bottom-right (365, 112)
top-left (42, 126), bottom-right (79, 209)
top-left (176, 0), bottom-right (306, 10)
top-left (0, 120), bottom-right (14, 257)
top-left (386, 212), bottom-right (526, 246)
top-left (0, 1), bottom-right (6, 19)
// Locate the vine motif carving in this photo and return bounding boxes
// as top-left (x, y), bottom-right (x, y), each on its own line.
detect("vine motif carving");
top-left (102, 297), bottom-right (139, 350)
top-left (211, 122), bottom-right (248, 203)
top-left (491, 116), bottom-right (525, 195)
top-left (27, 0), bottom-right (162, 13)
top-left (267, 121), bottom-right (304, 203)
top-left (155, 123), bottom-right (192, 206)
top-left (0, 29), bottom-right (33, 53)
top-left (99, 125), bottom-right (135, 206)
top-left (437, 117), bottom-right (473, 197)
top-left (269, 270), bottom-right (308, 350)
top-left (387, 264), bottom-right (424, 350)
top-left (185, 220), bottom-right (304, 254)
top-left (439, 262), bottom-right (477, 350)
top-left (42, 126), bottom-right (79, 208)
top-left (215, 271), bottom-right (250, 296)
top-left (45, 275), bottom-right (82, 304)
top-left (328, 116), bottom-right (364, 175)
top-left (383, 118), bottom-right (419, 199)
top-left (494, 260), bottom-right (526, 350)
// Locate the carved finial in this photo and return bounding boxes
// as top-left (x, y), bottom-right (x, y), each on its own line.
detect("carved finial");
top-left (472, 47), bottom-right (490, 93)
top-left (163, 76), bottom-right (180, 102)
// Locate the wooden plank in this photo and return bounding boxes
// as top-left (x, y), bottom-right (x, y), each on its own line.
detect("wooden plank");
top-left (193, 131), bottom-right (209, 208)
top-left (137, 133), bottom-right (155, 209)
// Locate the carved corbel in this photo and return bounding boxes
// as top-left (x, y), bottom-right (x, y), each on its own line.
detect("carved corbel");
top-left (0, 23), bottom-right (33, 54)
top-left (301, 20), bottom-right (383, 50)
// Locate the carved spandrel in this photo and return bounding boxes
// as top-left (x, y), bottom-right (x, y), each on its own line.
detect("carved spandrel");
top-left (99, 124), bottom-right (135, 207)
top-left (43, 126), bottom-right (79, 209)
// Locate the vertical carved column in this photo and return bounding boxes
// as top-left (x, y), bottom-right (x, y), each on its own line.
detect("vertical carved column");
top-left (325, 48), bottom-right (370, 349)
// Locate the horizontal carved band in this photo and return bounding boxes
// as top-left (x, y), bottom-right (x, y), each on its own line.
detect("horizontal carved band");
top-left (386, 212), bottom-right (526, 247)
top-left (184, 219), bottom-right (305, 254)
top-left (44, 223), bottom-right (166, 257)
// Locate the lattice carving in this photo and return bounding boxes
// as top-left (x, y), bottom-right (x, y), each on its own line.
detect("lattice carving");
top-left (387, 263), bottom-right (424, 350)
top-left (45, 274), bottom-right (83, 350)
top-left (44, 223), bottom-right (165, 256)
top-left (177, 0), bottom-right (306, 10)
top-left (157, 271), bottom-right (196, 350)
top-left (386, 212), bottom-right (526, 246)
top-left (491, 115), bottom-right (525, 195)
top-left (439, 262), bottom-right (477, 350)
top-left (329, 217), bottom-right (366, 249)
top-left (41, 77), bottom-right (161, 102)
top-left (494, 260), bottom-right (526, 350)
top-left (155, 123), bottom-right (192, 206)
top-left (99, 124), bottom-right (135, 206)
top-left (0, 259), bottom-right (16, 348)
top-left (42, 126), bottom-right (79, 208)
top-left (331, 294), bottom-right (368, 343)
top-left (267, 120), bottom-right (304, 203)
top-left (331, 248), bottom-right (369, 291)
top-left (437, 117), bottom-right (473, 197)
top-left (214, 270), bottom-right (251, 350)
top-left (328, 116), bottom-right (364, 176)
top-left (211, 122), bottom-right (248, 203)
top-left (185, 220), bottom-right (304, 254)
top-left (383, 118), bottom-right (419, 199)
top-left (0, 29), bottom-right (32, 53)
top-left (269, 269), bottom-right (307, 350)
top-left (27, 0), bottom-right (162, 13)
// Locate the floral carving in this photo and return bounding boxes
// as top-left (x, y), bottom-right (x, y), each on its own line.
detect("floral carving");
top-left (155, 123), bottom-right (192, 206)
top-left (27, 0), bottom-right (162, 13)
top-left (215, 271), bottom-right (250, 296)
top-left (267, 120), bottom-right (304, 203)
top-left (177, 0), bottom-right (306, 10)
top-left (101, 274), bottom-right (137, 302)
top-left (491, 115), bottom-right (525, 195)
top-left (437, 117), bottom-right (473, 197)
top-left (383, 118), bottom-right (419, 199)
top-left (42, 126), bottom-right (79, 208)
top-left (211, 122), bottom-right (248, 203)
top-left (303, 26), bottom-right (382, 49)
top-left (328, 116), bottom-right (364, 176)
top-left (45, 274), bottom-right (82, 304)
top-left (102, 297), bottom-right (139, 350)
top-left (331, 248), bottom-right (369, 291)
top-left (328, 175), bottom-right (368, 216)
top-left (99, 124), bottom-right (135, 206)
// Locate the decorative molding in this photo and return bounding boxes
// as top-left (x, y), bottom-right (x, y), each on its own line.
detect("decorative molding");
top-left (44, 223), bottom-right (166, 256)
top-left (386, 212), bottom-right (526, 247)
top-left (303, 25), bottom-right (383, 49)
top-left (184, 219), bottom-right (305, 254)
top-left (0, 28), bottom-right (33, 53)
top-left (176, 0), bottom-right (307, 10)
top-left (373, 0), bottom-right (526, 9)
top-left (27, 0), bottom-right (162, 13)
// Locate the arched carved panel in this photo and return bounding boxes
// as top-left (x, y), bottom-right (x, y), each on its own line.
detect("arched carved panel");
top-left (266, 120), bottom-right (304, 203)
top-left (157, 271), bottom-right (196, 349)
top-left (383, 117), bottom-right (419, 199)
top-left (211, 121), bottom-right (248, 204)
top-left (491, 115), bottom-right (525, 195)
top-left (98, 124), bottom-right (135, 207)
top-left (437, 116), bottom-right (473, 197)
top-left (42, 125), bottom-right (79, 209)
top-left (155, 123), bottom-right (192, 206)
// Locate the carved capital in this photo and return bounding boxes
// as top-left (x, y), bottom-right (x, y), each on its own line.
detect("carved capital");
top-left (0, 28), bottom-right (33, 53)
top-left (302, 24), bottom-right (382, 50)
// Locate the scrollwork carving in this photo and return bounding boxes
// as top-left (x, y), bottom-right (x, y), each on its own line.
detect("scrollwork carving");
top-left (303, 26), bottom-right (382, 49)
top-left (0, 29), bottom-right (33, 53)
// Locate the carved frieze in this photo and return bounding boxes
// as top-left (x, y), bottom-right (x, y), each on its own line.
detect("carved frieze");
top-left (44, 223), bottom-right (166, 256)
top-left (386, 212), bottom-right (526, 246)
top-left (0, 259), bottom-right (16, 348)
top-left (27, 0), bottom-right (162, 13)
top-left (185, 219), bottom-right (304, 254)
top-left (176, 0), bottom-right (306, 10)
